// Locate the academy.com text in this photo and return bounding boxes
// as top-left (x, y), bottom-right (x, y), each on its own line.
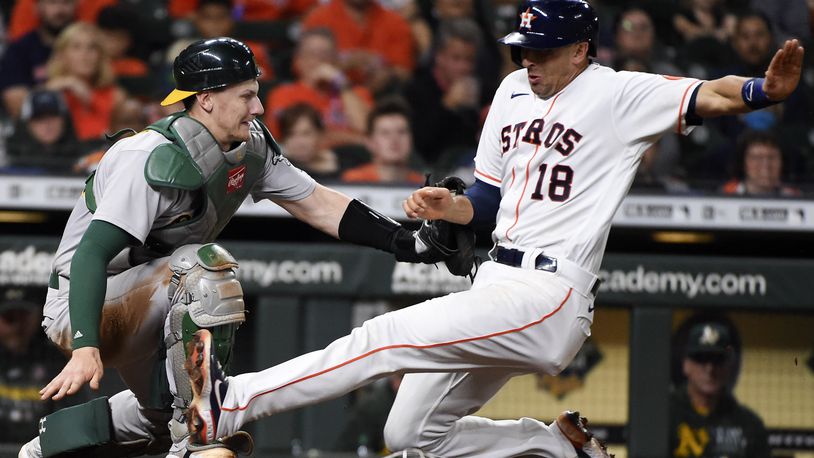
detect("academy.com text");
top-left (598, 265), bottom-right (767, 299)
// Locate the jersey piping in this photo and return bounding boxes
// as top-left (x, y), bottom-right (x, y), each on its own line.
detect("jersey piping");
top-left (503, 92), bottom-right (561, 242)
top-left (474, 168), bottom-right (502, 184)
top-left (221, 288), bottom-right (574, 413)
top-left (505, 144), bottom-right (540, 242)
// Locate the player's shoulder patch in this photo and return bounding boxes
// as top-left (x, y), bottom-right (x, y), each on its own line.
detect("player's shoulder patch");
top-left (144, 142), bottom-right (204, 191)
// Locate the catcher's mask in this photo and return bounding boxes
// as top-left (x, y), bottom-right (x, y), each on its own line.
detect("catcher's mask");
top-left (161, 37), bottom-right (260, 106)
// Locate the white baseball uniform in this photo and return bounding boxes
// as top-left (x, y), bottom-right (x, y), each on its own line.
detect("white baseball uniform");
top-left (208, 63), bottom-right (703, 457)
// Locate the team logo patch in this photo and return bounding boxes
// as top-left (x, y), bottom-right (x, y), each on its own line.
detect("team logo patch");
top-left (519, 7), bottom-right (536, 29)
top-left (227, 165), bottom-right (247, 193)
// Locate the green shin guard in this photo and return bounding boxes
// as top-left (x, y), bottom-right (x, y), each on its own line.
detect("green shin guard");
top-left (40, 397), bottom-right (112, 457)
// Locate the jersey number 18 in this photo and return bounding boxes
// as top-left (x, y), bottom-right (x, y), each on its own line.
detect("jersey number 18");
top-left (530, 163), bottom-right (573, 202)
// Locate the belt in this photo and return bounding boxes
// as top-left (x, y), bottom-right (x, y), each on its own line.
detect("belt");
top-left (494, 246), bottom-right (601, 298)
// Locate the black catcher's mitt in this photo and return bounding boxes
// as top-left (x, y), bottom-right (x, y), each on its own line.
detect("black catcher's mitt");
top-left (414, 177), bottom-right (476, 277)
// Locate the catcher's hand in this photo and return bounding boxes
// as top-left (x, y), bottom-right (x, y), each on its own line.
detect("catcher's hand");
top-left (394, 177), bottom-right (476, 277)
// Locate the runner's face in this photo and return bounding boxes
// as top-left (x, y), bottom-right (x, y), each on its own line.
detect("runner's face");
top-left (520, 43), bottom-right (586, 98)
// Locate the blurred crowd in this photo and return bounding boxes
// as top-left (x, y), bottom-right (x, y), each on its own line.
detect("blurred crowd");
top-left (0, 0), bottom-right (812, 196)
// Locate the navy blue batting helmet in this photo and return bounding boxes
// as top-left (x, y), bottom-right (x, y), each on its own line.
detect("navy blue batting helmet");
top-left (498, 0), bottom-right (599, 66)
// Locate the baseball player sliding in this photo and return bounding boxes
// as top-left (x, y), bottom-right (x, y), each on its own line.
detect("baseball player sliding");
top-left (19, 38), bottom-right (453, 458)
top-left (179, 1), bottom-right (804, 457)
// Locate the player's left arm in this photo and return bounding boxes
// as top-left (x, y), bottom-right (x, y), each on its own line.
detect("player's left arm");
top-left (273, 183), bottom-right (350, 238)
top-left (695, 39), bottom-right (804, 117)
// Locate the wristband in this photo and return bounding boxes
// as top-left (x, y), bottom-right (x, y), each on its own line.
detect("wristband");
top-left (741, 78), bottom-right (780, 110)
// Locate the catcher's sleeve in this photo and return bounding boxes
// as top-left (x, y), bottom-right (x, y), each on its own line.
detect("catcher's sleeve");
top-left (69, 221), bottom-right (133, 349)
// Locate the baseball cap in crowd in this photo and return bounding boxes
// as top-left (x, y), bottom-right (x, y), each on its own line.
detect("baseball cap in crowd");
top-left (0, 288), bottom-right (40, 316)
top-left (685, 322), bottom-right (733, 360)
top-left (20, 89), bottom-right (68, 121)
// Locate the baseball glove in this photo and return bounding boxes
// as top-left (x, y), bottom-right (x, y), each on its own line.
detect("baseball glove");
top-left (414, 176), bottom-right (476, 277)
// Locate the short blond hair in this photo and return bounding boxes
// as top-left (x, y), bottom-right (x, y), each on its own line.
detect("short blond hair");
top-left (47, 22), bottom-right (116, 88)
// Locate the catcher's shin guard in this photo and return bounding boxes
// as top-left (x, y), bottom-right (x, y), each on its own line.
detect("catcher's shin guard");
top-left (165, 244), bottom-right (245, 412)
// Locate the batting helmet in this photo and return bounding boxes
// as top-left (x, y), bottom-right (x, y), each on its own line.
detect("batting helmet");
top-left (161, 37), bottom-right (261, 106)
top-left (498, 0), bottom-right (599, 66)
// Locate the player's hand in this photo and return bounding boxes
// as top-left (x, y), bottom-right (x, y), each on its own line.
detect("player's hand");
top-left (40, 346), bottom-right (103, 400)
top-left (763, 39), bottom-right (805, 101)
top-left (403, 187), bottom-right (453, 220)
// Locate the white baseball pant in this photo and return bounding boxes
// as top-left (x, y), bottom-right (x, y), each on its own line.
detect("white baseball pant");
top-left (217, 259), bottom-right (596, 457)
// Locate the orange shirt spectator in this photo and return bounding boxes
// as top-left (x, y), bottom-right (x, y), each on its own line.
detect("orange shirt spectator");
top-left (173, 0), bottom-right (275, 81)
top-left (266, 82), bottom-right (372, 136)
top-left (97, 4), bottom-right (149, 78)
top-left (265, 28), bottom-right (372, 147)
top-left (111, 58), bottom-right (149, 78)
top-left (301, 0), bottom-right (415, 87)
top-left (45, 23), bottom-right (127, 141)
top-left (9, 0), bottom-right (115, 40)
top-left (169, 0), bottom-right (317, 20)
top-left (720, 131), bottom-right (802, 197)
top-left (341, 98), bottom-right (424, 185)
top-left (64, 86), bottom-right (118, 140)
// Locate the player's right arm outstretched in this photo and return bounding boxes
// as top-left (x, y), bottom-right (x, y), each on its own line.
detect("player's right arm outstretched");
top-left (695, 39), bottom-right (804, 117)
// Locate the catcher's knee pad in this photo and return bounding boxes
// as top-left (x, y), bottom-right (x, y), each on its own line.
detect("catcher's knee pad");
top-left (164, 244), bottom-right (245, 408)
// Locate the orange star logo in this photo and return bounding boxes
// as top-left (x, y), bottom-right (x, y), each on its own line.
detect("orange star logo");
top-left (519, 7), bottom-right (536, 29)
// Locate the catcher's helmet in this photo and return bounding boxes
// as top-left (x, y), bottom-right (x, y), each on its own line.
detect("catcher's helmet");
top-left (498, 0), bottom-right (598, 66)
top-left (161, 37), bottom-right (261, 106)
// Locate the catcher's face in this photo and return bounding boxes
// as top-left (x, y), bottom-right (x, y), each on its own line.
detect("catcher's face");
top-left (203, 79), bottom-right (264, 149)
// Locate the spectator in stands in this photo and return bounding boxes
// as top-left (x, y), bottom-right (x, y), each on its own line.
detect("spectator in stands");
top-left (341, 98), bottom-right (425, 185)
top-left (182, 0), bottom-right (274, 81)
top-left (670, 318), bottom-right (769, 458)
top-left (413, 0), bottom-right (503, 104)
top-left (405, 18), bottom-right (481, 167)
top-left (751, 0), bottom-right (811, 45)
top-left (168, 0), bottom-right (316, 21)
top-left (5, 89), bottom-right (82, 174)
top-left (721, 131), bottom-right (801, 197)
top-left (7, 0), bottom-right (109, 41)
top-left (265, 28), bottom-right (372, 147)
top-left (727, 11), bottom-right (777, 77)
top-left (44, 22), bottom-right (127, 142)
top-left (0, 288), bottom-right (70, 443)
top-left (612, 6), bottom-right (681, 76)
top-left (301, 0), bottom-right (415, 92)
top-left (672, 0), bottom-right (736, 44)
top-left (0, 0), bottom-right (76, 118)
top-left (96, 4), bottom-right (149, 78)
top-left (278, 103), bottom-right (343, 181)
top-left (702, 12), bottom-right (810, 180)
